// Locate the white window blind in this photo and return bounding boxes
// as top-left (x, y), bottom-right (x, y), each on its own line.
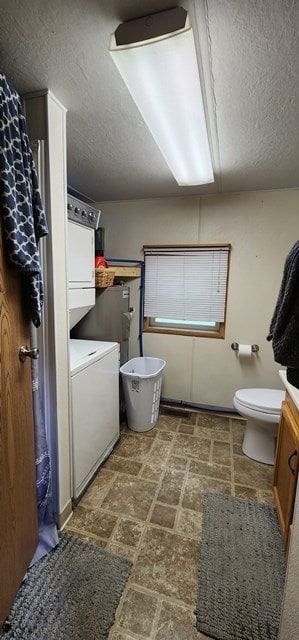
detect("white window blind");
top-left (143, 245), bottom-right (230, 322)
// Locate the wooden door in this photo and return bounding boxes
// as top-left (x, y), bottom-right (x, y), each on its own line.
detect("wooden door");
top-left (273, 400), bottom-right (299, 551)
top-left (0, 221), bottom-right (38, 626)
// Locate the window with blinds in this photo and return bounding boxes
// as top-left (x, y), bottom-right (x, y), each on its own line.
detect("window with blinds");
top-left (143, 244), bottom-right (231, 337)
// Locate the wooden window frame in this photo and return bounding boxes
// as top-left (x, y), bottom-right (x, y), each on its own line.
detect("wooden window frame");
top-left (143, 243), bottom-right (231, 339)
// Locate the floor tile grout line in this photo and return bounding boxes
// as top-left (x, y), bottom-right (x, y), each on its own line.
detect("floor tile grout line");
top-left (208, 437), bottom-right (214, 464)
top-left (148, 598), bottom-right (163, 640)
top-left (173, 457), bottom-right (192, 532)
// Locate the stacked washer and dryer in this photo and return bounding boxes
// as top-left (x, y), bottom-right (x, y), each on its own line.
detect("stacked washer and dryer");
top-left (67, 194), bottom-right (120, 502)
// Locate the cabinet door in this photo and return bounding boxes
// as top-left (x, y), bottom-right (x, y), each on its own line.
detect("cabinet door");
top-left (273, 401), bottom-right (299, 548)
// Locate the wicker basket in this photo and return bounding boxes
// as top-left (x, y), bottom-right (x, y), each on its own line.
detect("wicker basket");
top-left (95, 267), bottom-right (115, 288)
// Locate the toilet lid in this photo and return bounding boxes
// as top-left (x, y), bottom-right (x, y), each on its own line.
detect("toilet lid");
top-left (235, 388), bottom-right (285, 414)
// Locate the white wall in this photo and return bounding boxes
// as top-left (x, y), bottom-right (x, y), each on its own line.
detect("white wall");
top-left (98, 189), bottom-right (299, 409)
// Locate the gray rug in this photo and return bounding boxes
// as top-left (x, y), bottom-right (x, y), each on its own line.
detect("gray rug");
top-left (195, 493), bottom-right (286, 640)
top-left (1, 532), bottom-right (132, 639)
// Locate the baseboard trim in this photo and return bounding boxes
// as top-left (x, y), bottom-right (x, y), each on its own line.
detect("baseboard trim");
top-left (56, 500), bottom-right (73, 530)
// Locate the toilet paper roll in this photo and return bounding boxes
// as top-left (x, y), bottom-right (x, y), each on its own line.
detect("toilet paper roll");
top-left (238, 344), bottom-right (252, 358)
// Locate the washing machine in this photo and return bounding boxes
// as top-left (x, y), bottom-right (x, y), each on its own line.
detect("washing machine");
top-left (69, 338), bottom-right (119, 501)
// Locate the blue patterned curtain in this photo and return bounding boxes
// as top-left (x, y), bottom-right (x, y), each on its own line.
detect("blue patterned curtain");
top-left (29, 334), bottom-right (59, 566)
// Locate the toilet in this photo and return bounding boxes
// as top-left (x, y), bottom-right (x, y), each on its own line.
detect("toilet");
top-left (233, 388), bottom-right (285, 465)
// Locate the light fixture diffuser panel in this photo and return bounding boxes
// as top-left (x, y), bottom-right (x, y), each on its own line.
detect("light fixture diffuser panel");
top-left (110, 11), bottom-right (214, 186)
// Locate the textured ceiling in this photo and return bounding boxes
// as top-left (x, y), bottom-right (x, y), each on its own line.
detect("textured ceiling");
top-left (0, 0), bottom-right (298, 202)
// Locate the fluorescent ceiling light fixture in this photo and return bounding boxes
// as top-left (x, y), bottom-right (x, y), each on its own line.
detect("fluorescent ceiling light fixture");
top-left (109, 7), bottom-right (214, 186)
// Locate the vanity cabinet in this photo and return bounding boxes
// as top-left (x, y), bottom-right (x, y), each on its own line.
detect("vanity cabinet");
top-left (273, 391), bottom-right (299, 553)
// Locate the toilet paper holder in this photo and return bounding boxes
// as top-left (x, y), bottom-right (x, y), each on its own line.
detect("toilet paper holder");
top-left (231, 342), bottom-right (259, 353)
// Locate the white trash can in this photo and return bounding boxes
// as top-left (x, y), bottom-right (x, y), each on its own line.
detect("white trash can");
top-left (120, 357), bottom-right (166, 432)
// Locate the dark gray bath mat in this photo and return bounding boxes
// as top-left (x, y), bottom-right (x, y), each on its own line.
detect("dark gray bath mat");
top-left (1, 532), bottom-right (132, 639)
top-left (195, 493), bottom-right (286, 640)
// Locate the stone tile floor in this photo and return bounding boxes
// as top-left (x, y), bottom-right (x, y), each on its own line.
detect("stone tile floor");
top-left (65, 408), bottom-right (275, 640)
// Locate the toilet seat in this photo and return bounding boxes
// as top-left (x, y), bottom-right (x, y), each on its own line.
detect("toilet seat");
top-left (234, 388), bottom-right (285, 415)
